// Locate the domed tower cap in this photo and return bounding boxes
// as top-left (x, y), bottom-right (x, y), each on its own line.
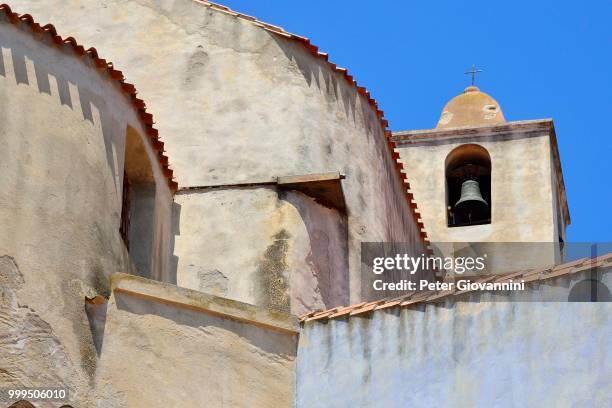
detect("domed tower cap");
top-left (436, 86), bottom-right (505, 128)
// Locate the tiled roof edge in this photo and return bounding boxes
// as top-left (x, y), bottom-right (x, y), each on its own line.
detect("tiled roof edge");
top-left (300, 252), bottom-right (612, 322)
top-left (0, 3), bottom-right (178, 192)
top-left (195, 0), bottom-right (429, 245)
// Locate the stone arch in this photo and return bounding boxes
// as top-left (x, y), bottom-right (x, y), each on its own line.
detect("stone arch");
top-left (120, 125), bottom-right (157, 277)
top-left (445, 144), bottom-right (492, 227)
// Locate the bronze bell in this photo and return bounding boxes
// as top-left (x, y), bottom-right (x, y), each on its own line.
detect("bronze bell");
top-left (454, 179), bottom-right (488, 223)
top-left (455, 179), bottom-right (488, 208)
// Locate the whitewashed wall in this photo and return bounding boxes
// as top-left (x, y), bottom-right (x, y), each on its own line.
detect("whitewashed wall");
top-left (297, 269), bottom-right (611, 407)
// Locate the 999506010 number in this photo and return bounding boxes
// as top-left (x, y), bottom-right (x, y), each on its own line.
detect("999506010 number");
top-left (1, 387), bottom-right (69, 402)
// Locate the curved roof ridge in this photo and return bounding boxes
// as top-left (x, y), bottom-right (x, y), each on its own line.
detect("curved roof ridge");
top-left (300, 252), bottom-right (612, 322)
top-left (195, 0), bottom-right (429, 245)
top-left (436, 86), bottom-right (505, 129)
top-left (0, 3), bottom-right (178, 192)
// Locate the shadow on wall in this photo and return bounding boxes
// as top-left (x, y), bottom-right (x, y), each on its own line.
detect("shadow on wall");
top-left (282, 190), bottom-right (350, 310)
top-left (123, 126), bottom-right (157, 279)
top-left (114, 291), bottom-right (297, 357)
top-left (0, 33), bottom-right (171, 282)
top-left (168, 201), bottom-right (182, 285)
top-left (271, 34), bottom-right (377, 138)
top-left (0, 36), bottom-right (122, 196)
top-left (272, 33), bottom-right (424, 252)
top-left (85, 296), bottom-right (108, 357)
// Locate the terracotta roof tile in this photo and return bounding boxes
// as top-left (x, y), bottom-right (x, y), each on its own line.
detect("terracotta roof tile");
top-left (373, 299), bottom-right (403, 311)
top-left (594, 253), bottom-right (612, 264)
top-left (0, 3), bottom-right (178, 192)
top-left (334, 302), bottom-right (367, 314)
top-left (300, 253), bottom-right (612, 323)
top-left (399, 291), bottom-right (433, 307)
top-left (344, 299), bottom-right (386, 317)
top-left (492, 270), bottom-right (525, 283)
top-left (424, 290), bottom-right (456, 302)
top-left (521, 265), bottom-right (554, 283)
top-left (309, 309), bottom-right (337, 319)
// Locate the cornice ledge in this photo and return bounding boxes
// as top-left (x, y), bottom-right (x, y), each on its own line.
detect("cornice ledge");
top-left (392, 119), bottom-right (554, 143)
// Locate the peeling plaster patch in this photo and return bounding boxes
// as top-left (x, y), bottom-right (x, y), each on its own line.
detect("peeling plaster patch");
top-left (483, 104), bottom-right (499, 120)
top-left (0, 255), bottom-right (24, 292)
top-left (0, 256), bottom-right (76, 397)
top-left (68, 278), bottom-right (99, 299)
top-left (438, 111), bottom-right (453, 126)
top-left (197, 268), bottom-right (229, 296)
top-left (258, 230), bottom-right (291, 312)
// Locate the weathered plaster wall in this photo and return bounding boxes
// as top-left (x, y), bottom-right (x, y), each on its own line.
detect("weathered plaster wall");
top-left (95, 274), bottom-right (298, 408)
top-left (396, 131), bottom-right (557, 243)
top-left (396, 130), bottom-right (563, 273)
top-left (297, 269), bottom-right (612, 408)
top-left (12, 0), bottom-right (427, 305)
top-left (0, 22), bottom-right (173, 405)
top-left (174, 187), bottom-right (349, 315)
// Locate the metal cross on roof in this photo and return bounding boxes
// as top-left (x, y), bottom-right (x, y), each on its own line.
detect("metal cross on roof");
top-left (464, 64), bottom-right (483, 86)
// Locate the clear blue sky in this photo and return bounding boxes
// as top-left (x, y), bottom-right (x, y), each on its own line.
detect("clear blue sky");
top-left (221, 0), bottom-right (611, 242)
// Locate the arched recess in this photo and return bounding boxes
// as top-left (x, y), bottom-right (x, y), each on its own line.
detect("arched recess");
top-left (445, 144), bottom-right (491, 227)
top-left (568, 279), bottom-right (612, 302)
top-left (121, 125), bottom-right (157, 277)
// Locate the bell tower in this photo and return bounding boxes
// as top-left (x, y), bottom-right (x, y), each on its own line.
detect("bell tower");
top-left (392, 83), bottom-right (570, 269)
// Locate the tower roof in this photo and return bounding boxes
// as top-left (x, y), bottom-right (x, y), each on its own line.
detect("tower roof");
top-left (436, 86), bottom-right (505, 128)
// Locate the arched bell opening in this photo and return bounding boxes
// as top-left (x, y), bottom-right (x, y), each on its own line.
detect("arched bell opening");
top-left (121, 125), bottom-right (157, 277)
top-left (445, 144), bottom-right (491, 227)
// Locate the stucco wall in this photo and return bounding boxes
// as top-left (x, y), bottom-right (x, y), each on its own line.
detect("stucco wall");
top-left (95, 274), bottom-right (298, 408)
top-left (0, 22), bottom-right (173, 405)
top-left (12, 0), bottom-right (428, 305)
top-left (396, 130), bottom-right (558, 244)
top-left (297, 268), bottom-right (612, 408)
top-left (174, 187), bottom-right (349, 315)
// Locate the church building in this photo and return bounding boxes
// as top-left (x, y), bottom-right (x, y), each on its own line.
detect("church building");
top-left (0, 1), bottom-right (609, 407)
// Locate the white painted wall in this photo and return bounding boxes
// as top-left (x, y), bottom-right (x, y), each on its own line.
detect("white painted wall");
top-left (298, 269), bottom-right (612, 408)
